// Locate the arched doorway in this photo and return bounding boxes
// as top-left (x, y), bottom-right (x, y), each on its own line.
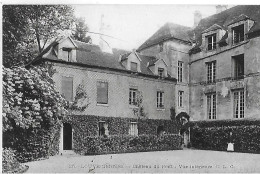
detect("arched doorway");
top-left (63, 123), bottom-right (72, 150)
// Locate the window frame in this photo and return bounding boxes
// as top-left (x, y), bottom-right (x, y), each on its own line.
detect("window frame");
top-left (233, 89), bottom-right (245, 119)
top-left (177, 61), bottom-right (183, 82)
top-left (156, 91), bottom-right (164, 109)
top-left (129, 122), bottom-right (138, 136)
top-left (232, 24), bottom-right (245, 44)
top-left (206, 33), bottom-right (217, 51)
top-left (206, 93), bottom-right (217, 120)
top-left (61, 76), bottom-right (73, 102)
top-left (129, 88), bottom-right (138, 106)
top-left (158, 68), bottom-right (164, 77)
top-left (97, 81), bottom-right (108, 105)
top-left (178, 91), bottom-right (184, 108)
top-left (206, 61), bottom-right (216, 83)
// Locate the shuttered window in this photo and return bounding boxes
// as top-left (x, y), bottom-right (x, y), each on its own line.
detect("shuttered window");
top-left (61, 76), bottom-right (73, 101)
top-left (97, 81), bottom-right (108, 104)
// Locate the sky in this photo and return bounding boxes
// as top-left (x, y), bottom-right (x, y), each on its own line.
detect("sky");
top-left (73, 4), bottom-right (222, 51)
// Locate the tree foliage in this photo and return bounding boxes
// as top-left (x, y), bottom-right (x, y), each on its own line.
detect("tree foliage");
top-left (3, 5), bottom-right (75, 67)
top-left (2, 66), bottom-right (68, 132)
top-left (71, 17), bottom-right (92, 43)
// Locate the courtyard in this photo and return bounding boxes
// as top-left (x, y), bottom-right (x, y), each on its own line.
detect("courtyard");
top-left (24, 149), bottom-right (260, 173)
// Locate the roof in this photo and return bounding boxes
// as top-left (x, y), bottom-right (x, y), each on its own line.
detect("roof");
top-left (190, 5), bottom-right (260, 54)
top-left (137, 23), bottom-right (192, 51)
top-left (202, 24), bottom-right (223, 34)
top-left (29, 37), bottom-right (176, 82)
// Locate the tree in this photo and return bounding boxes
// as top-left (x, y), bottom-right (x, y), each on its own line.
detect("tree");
top-left (71, 17), bottom-right (92, 43)
top-left (3, 5), bottom-right (75, 67)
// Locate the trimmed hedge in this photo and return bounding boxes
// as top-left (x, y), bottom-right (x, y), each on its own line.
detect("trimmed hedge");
top-left (74, 134), bottom-right (182, 155)
top-left (190, 119), bottom-right (260, 153)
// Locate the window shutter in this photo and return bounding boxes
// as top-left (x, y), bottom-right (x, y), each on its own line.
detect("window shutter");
top-left (97, 82), bottom-right (108, 104)
top-left (61, 76), bottom-right (73, 101)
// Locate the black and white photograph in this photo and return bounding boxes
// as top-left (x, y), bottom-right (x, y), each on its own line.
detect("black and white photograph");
top-left (2, 1), bottom-right (260, 173)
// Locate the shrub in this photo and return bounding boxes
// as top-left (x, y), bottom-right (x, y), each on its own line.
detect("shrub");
top-left (75, 134), bottom-right (182, 155)
top-left (190, 119), bottom-right (260, 153)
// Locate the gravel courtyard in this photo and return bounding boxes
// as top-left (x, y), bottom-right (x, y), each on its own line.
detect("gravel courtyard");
top-left (24, 149), bottom-right (260, 173)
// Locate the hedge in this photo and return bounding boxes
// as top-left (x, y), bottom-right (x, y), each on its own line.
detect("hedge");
top-left (190, 119), bottom-right (260, 153)
top-left (74, 134), bottom-right (182, 155)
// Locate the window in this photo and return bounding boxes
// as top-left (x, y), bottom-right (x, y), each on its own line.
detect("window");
top-left (207, 34), bottom-right (217, 51)
top-left (207, 93), bottom-right (216, 119)
top-left (178, 91), bottom-right (184, 107)
top-left (178, 61), bottom-right (183, 82)
top-left (129, 88), bottom-right (138, 105)
top-left (97, 81), bottom-right (108, 104)
top-left (232, 24), bottom-right (244, 44)
top-left (233, 54), bottom-right (244, 79)
top-left (233, 90), bottom-right (244, 118)
top-left (61, 76), bottom-right (73, 101)
top-left (62, 47), bottom-right (72, 61)
top-left (206, 61), bottom-right (216, 83)
top-left (158, 68), bottom-right (164, 77)
top-left (129, 122), bottom-right (138, 136)
top-left (130, 62), bottom-right (138, 72)
top-left (157, 91), bottom-right (164, 109)
top-left (98, 121), bottom-right (108, 136)
top-left (159, 43), bottom-right (163, 52)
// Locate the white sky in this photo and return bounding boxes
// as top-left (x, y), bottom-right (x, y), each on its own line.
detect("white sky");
top-left (73, 4), bottom-right (222, 51)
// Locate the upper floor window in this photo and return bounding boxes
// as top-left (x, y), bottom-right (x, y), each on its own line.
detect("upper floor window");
top-left (233, 89), bottom-right (244, 118)
top-left (207, 34), bottom-right (216, 51)
top-left (159, 43), bottom-right (163, 52)
top-left (130, 62), bottom-right (138, 72)
top-left (207, 93), bottom-right (216, 119)
top-left (178, 61), bottom-right (183, 82)
top-left (158, 68), bottom-right (164, 77)
top-left (232, 24), bottom-right (244, 44)
top-left (206, 61), bottom-right (216, 83)
top-left (61, 76), bottom-right (73, 101)
top-left (233, 54), bottom-right (244, 79)
top-left (157, 91), bottom-right (164, 109)
top-left (97, 81), bottom-right (108, 104)
top-left (129, 88), bottom-right (138, 105)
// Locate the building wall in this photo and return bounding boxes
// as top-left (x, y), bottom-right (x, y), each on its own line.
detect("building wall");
top-left (189, 36), bottom-right (260, 120)
top-left (139, 39), bottom-right (191, 115)
top-left (52, 63), bottom-right (176, 120)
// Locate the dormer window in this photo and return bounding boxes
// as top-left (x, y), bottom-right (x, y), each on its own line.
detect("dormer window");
top-left (207, 34), bottom-right (216, 51)
top-left (158, 68), bottom-right (164, 77)
top-left (232, 24), bottom-right (244, 44)
top-left (62, 47), bottom-right (72, 61)
top-left (130, 62), bottom-right (138, 72)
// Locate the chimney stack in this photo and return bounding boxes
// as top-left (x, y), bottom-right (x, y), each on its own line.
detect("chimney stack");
top-left (194, 10), bottom-right (202, 28)
top-left (216, 5), bottom-right (228, 14)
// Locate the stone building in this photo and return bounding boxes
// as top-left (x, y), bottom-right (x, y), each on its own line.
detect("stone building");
top-left (137, 5), bottom-right (260, 121)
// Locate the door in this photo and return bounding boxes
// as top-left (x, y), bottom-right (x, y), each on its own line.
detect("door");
top-left (63, 123), bottom-right (72, 150)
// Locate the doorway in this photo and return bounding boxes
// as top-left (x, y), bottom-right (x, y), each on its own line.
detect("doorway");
top-left (63, 123), bottom-right (72, 150)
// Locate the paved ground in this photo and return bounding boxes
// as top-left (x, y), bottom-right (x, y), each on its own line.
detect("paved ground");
top-left (24, 149), bottom-right (260, 173)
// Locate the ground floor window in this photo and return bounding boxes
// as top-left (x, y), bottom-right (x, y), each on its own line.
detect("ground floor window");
top-left (206, 93), bottom-right (216, 119)
top-left (233, 90), bottom-right (244, 118)
top-left (129, 122), bottom-right (138, 136)
top-left (98, 121), bottom-right (109, 136)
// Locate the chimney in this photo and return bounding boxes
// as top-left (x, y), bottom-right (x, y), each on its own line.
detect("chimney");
top-left (194, 10), bottom-right (202, 27)
top-left (216, 5), bottom-right (228, 14)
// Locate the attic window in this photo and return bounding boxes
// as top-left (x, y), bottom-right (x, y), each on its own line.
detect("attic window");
top-left (130, 62), bottom-right (138, 72)
top-left (158, 68), bottom-right (164, 77)
top-left (62, 47), bottom-right (72, 61)
top-left (207, 34), bottom-right (216, 51)
top-left (232, 24), bottom-right (244, 44)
